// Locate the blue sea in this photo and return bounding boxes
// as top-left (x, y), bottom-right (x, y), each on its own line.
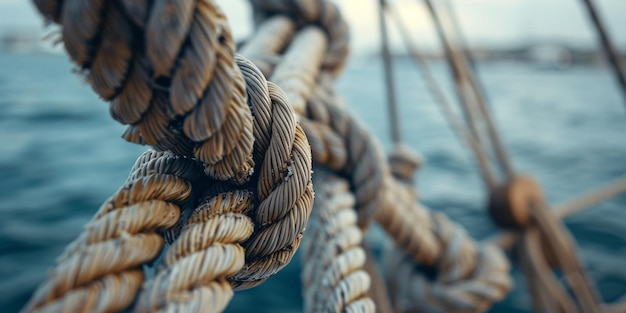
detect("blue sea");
top-left (1, 53), bottom-right (625, 312)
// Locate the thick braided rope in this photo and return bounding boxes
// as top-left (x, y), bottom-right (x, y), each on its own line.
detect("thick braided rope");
top-left (242, 9), bottom-right (500, 284)
top-left (21, 150), bottom-right (203, 313)
top-left (250, 0), bottom-right (350, 77)
top-left (135, 190), bottom-right (254, 312)
top-left (301, 171), bottom-right (375, 313)
top-left (304, 77), bottom-right (387, 229)
top-left (131, 56), bottom-right (314, 310)
top-left (239, 16), bottom-right (296, 78)
top-left (31, 0), bottom-right (315, 309)
top-left (240, 4), bottom-right (383, 228)
top-left (229, 57), bottom-right (314, 289)
top-left (302, 80), bottom-right (513, 310)
top-left (34, 0), bottom-right (255, 184)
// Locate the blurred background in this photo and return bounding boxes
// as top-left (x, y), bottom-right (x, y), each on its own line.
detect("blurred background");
top-left (1, 0), bottom-right (626, 312)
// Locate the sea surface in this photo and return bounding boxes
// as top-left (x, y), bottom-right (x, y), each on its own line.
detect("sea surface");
top-left (1, 53), bottom-right (625, 312)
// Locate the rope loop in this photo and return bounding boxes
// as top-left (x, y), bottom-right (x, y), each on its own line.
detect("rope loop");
top-left (387, 213), bottom-right (512, 313)
top-left (250, 0), bottom-right (350, 76)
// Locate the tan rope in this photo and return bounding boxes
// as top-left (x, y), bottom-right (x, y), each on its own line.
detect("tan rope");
top-left (387, 238), bottom-right (511, 313)
top-left (361, 244), bottom-right (395, 313)
top-left (134, 190), bottom-right (254, 313)
top-left (231, 58), bottom-right (314, 289)
top-left (21, 150), bottom-right (203, 313)
top-left (30, 0), bottom-right (316, 311)
top-left (489, 174), bottom-right (626, 250)
top-left (269, 26), bottom-right (327, 115)
top-left (297, 78), bottom-right (513, 311)
top-left (36, 0), bottom-right (255, 184)
top-left (239, 16), bottom-right (296, 78)
top-left (384, 148), bottom-right (511, 313)
top-left (250, 0), bottom-right (350, 76)
top-left (301, 171), bottom-right (375, 313)
top-left (131, 55), bottom-right (315, 309)
top-left (29, 1), bottom-right (517, 312)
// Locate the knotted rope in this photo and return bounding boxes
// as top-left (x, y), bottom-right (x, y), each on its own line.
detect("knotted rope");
top-left (301, 171), bottom-right (375, 313)
top-left (241, 8), bottom-right (513, 308)
top-left (386, 216), bottom-right (511, 313)
top-left (28, 0), bottom-right (515, 312)
top-left (381, 147), bottom-right (511, 313)
top-left (29, 0), bottom-right (314, 311)
top-left (279, 56), bottom-right (512, 312)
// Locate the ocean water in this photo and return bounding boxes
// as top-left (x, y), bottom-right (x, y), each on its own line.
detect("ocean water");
top-left (0, 53), bottom-right (625, 312)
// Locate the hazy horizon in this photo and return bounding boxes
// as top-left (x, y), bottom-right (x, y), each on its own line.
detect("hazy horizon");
top-left (1, 0), bottom-right (625, 53)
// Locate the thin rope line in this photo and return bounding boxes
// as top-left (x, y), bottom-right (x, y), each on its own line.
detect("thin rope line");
top-left (378, 0), bottom-right (402, 144)
top-left (385, 0), bottom-right (496, 188)
top-left (580, 0), bottom-right (626, 108)
top-left (422, 0), bottom-right (515, 180)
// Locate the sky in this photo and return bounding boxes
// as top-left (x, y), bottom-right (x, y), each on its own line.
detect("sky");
top-left (1, 0), bottom-right (625, 53)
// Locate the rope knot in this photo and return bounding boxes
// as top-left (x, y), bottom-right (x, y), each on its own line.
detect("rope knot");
top-left (488, 175), bottom-right (544, 229)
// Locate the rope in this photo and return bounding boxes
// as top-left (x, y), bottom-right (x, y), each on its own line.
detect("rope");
top-left (384, 147), bottom-right (511, 313)
top-left (250, 0), bottom-right (350, 77)
top-left (231, 58), bottom-right (314, 289)
top-left (422, 0), bottom-right (515, 181)
top-left (134, 190), bottom-right (254, 312)
top-left (489, 174), bottom-right (626, 250)
top-left (580, 0), bottom-right (626, 107)
top-left (377, 0), bottom-right (402, 144)
top-left (301, 171), bottom-right (375, 313)
top-left (21, 150), bottom-right (203, 313)
top-left (304, 79), bottom-right (388, 229)
top-left (361, 244), bottom-right (395, 313)
top-left (300, 80), bottom-right (511, 311)
top-left (30, 0), bottom-right (316, 311)
top-left (296, 78), bottom-right (513, 311)
top-left (387, 238), bottom-right (511, 313)
top-left (28, 1), bottom-right (518, 312)
top-left (37, 0), bottom-right (256, 184)
top-left (239, 16), bottom-right (296, 78)
top-left (384, 0), bottom-right (496, 188)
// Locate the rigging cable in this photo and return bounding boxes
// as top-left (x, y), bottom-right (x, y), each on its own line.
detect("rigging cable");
top-left (580, 0), bottom-right (626, 107)
top-left (384, 0), bottom-right (496, 188)
top-left (423, 0), bottom-right (515, 180)
top-left (378, 0), bottom-right (402, 144)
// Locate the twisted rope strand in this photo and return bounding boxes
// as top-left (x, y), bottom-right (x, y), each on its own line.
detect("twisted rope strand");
top-left (135, 190), bottom-right (254, 313)
top-left (35, 0), bottom-right (256, 184)
top-left (22, 151), bottom-right (203, 313)
top-left (301, 171), bottom-right (375, 313)
top-left (239, 16), bottom-right (296, 77)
